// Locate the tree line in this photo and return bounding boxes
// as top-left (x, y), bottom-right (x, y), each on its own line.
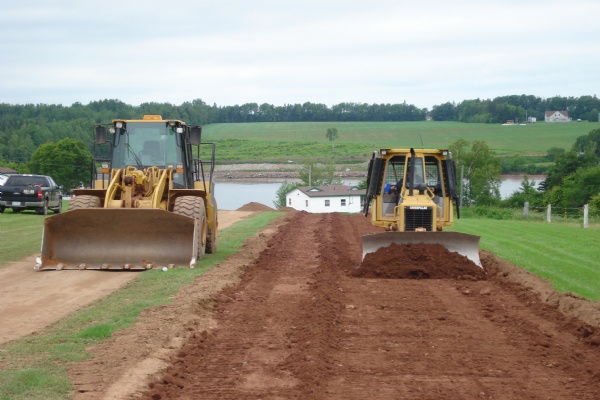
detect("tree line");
top-left (431, 95), bottom-right (600, 123)
top-left (1, 95), bottom-right (599, 191)
top-left (463, 128), bottom-right (600, 212)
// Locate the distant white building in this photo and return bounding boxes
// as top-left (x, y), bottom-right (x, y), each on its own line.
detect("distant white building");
top-left (286, 185), bottom-right (366, 213)
top-left (545, 110), bottom-right (571, 123)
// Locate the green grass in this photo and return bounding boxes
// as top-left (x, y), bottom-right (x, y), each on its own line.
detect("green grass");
top-left (0, 202), bottom-right (66, 267)
top-left (0, 211), bottom-right (284, 399)
top-left (203, 121), bottom-right (599, 160)
top-left (449, 217), bottom-right (600, 300)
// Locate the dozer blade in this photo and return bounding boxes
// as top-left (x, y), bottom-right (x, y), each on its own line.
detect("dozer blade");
top-left (361, 231), bottom-right (482, 268)
top-left (38, 209), bottom-right (197, 270)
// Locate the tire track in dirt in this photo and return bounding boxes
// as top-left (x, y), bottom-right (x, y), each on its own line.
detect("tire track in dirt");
top-left (140, 212), bottom-right (600, 400)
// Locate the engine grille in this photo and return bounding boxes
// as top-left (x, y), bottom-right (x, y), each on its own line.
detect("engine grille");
top-left (404, 207), bottom-right (434, 231)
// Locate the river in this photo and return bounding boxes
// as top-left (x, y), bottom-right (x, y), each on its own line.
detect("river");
top-left (215, 175), bottom-right (546, 211)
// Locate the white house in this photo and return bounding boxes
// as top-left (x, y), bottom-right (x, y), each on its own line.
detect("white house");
top-left (286, 185), bottom-right (366, 213)
top-left (545, 110), bottom-right (571, 123)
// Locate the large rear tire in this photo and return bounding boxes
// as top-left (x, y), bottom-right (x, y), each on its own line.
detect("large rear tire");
top-left (37, 200), bottom-right (48, 215)
top-left (68, 195), bottom-right (101, 211)
top-left (173, 196), bottom-right (207, 261)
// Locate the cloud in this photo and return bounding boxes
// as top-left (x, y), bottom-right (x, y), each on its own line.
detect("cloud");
top-left (1, 0), bottom-right (599, 108)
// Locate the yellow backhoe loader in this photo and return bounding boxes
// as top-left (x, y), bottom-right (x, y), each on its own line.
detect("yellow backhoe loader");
top-left (37, 115), bottom-right (218, 270)
top-left (362, 147), bottom-right (481, 267)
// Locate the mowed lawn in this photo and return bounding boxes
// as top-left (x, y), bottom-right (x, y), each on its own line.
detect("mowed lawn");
top-left (449, 218), bottom-right (600, 300)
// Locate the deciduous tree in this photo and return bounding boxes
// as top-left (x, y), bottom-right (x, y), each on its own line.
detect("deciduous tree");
top-left (29, 138), bottom-right (92, 191)
top-left (449, 139), bottom-right (501, 206)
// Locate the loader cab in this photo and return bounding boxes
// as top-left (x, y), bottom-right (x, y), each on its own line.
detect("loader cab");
top-left (104, 120), bottom-right (191, 188)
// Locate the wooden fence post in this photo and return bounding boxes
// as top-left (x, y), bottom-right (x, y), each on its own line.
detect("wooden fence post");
top-left (547, 204), bottom-right (552, 223)
top-left (583, 204), bottom-right (589, 228)
top-left (524, 202), bottom-right (529, 220)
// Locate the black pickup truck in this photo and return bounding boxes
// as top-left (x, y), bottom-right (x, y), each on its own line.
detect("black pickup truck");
top-left (0, 174), bottom-right (62, 215)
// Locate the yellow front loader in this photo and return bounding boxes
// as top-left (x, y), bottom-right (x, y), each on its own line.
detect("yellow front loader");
top-left (362, 147), bottom-right (481, 267)
top-left (37, 115), bottom-right (218, 270)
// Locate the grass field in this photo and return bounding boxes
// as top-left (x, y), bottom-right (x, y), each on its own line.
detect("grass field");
top-left (449, 218), bottom-right (600, 301)
top-left (203, 121), bottom-right (599, 160)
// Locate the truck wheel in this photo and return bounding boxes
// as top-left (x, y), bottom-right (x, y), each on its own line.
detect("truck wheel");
top-left (0, 206), bottom-right (4, 214)
top-left (52, 201), bottom-right (62, 214)
top-left (173, 196), bottom-right (207, 260)
top-left (37, 200), bottom-right (48, 215)
top-left (68, 195), bottom-right (101, 211)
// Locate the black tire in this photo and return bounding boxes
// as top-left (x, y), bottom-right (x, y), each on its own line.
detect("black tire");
top-left (67, 195), bottom-right (101, 211)
top-left (37, 200), bottom-right (48, 215)
top-left (52, 200), bottom-right (62, 214)
top-left (173, 196), bottom-right (207, 260)
top-left (206, 200), bottom-right (218, 254)
top-left (0, 206), bottom-right (4, 214)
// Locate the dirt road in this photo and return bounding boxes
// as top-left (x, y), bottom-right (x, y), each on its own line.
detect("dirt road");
top-left (61, 211), bottom-right (600, 399)
top-left (0, 210), bottom-right (256, 345)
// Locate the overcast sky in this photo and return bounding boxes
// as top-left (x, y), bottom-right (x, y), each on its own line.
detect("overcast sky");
top-left (1, 0), bottom-right (598, 110)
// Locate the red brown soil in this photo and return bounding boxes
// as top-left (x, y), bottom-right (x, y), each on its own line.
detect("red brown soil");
top-left (6, 211), bottom-right (599, 399)
top-left (355, 242), bottom-right (487, 280)
top-left (97, 212), bottom-right (598, 400)
top-left (236, 202), bottom-right (275, 211)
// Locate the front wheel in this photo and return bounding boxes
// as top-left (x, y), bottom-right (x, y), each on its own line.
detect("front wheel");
top-left (173, 196), bottom-right (207, 261)
top-left (68, 195), bottom-right (101, 211)
top-left (52, 200), bottom-right (62, 214)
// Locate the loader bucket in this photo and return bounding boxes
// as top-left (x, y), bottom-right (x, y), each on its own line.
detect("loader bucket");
top-left (362, 231), bottom-right (482, 268)
top-left (39, 209), bottom-right (197, 270)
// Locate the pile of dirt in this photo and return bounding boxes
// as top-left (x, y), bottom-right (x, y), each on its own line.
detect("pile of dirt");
top-left (277, 206), bottom-right (298, 212)
top-left (353, 242), bottom-right (486, 280)
top-left (236, 202), bottom-right (275, 212)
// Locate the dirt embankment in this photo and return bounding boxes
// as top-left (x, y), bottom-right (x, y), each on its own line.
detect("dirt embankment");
top-left (60, 212), bottom-right (600, 400)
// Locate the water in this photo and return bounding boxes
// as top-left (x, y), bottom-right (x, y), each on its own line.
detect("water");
top-left (215, 179), bottom-right (360, 211)
top-left (498, 175), bottom-right (546, 199)
top-left (215, 176), bottom-right (546, 211)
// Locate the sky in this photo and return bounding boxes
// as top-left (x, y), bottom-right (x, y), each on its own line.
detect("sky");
top-left (1, 0), bottom-right (599, 110)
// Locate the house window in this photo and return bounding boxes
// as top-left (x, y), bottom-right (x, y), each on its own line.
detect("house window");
top-left (305, 200), bottom-right (308, 207)
top-left (288, 198), bottom-right (291, 205)
top-left (325, 200), bottom-right (330, 207)
top-left (341, 199), bottom-right (346, 206)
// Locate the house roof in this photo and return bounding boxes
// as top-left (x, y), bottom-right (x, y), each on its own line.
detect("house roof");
top-left (545, 110), bottom-right (569, 117)
top-left (294, 185), bottom-right (366, 198)
top-left (0, 167), bottom-right (17, 174)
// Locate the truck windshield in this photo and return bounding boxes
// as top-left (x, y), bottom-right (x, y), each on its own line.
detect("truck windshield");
top-left (111, 122), bottom-right (182, 170)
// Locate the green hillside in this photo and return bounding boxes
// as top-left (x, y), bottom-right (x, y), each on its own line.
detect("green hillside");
top-left (202, 121), bottom-right (598, 163)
